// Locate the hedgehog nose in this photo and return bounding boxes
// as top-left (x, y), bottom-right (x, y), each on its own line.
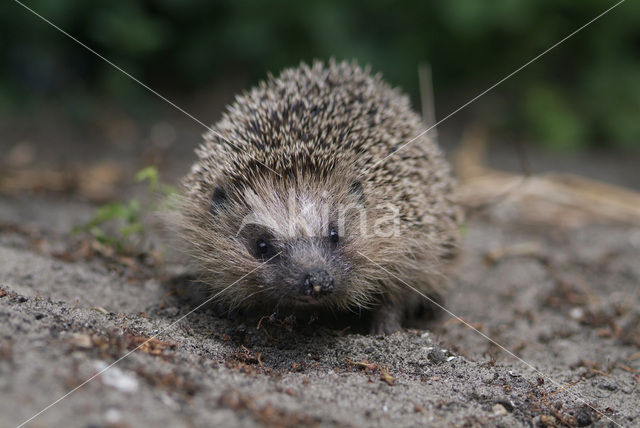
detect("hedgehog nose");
top-left (303, 268), bottom-right (334, 296)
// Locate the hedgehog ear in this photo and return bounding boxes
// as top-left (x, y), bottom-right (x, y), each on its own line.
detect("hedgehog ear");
top-left (349, 180), bottom-right (366, 204)
top-left (210, 187), bottom-right (227, 214)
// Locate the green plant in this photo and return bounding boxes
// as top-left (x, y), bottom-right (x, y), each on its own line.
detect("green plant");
top-left (74, 166), bottom-right (176, 252)
top-left (77, 199), bottom-right (143, 249)
top-left (135, 166), bottom-right (177, 196)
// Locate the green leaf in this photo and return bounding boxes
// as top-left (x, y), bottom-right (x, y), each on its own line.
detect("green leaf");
top-left (120, 222), bottom-right (143, 237)
top-left (88, 202), bottom-right (129, 227)
top-left (136, 166), bottom-right (159, 192)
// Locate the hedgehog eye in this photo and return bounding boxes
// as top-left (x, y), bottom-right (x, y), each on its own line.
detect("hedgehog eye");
top-left (255, 238), bottom-right (273, 260)
top-left (256, 239), bottom-right (269, 255)
top-left (328, 228), bottom-right (339, 246)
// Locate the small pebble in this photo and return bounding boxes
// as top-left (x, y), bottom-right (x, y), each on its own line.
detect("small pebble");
top-left (569, 307), bottom-right (584, 320)
top-left (492, 404), bottom-right (507, 416)
top-left (69, 333), bottom-right (92, 348)
top-left (93, 361), bottom-right (139, 394)
top-left (104, 409), bottom-right (121, 424)
top-left (533, 414), bottom-right (556, 426)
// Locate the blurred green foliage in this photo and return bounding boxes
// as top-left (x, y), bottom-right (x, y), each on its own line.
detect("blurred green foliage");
top-left (73, 165), bottom-right (176, 252)
top-left (2, 0), bottom-right (639, 148)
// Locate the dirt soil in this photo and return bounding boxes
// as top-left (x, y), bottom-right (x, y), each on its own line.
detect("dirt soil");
top-left (1, 117), bottom-right (639, 428)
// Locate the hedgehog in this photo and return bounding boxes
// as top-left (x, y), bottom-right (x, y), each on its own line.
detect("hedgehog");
top-left (177, 60), bottom-right (460, 334)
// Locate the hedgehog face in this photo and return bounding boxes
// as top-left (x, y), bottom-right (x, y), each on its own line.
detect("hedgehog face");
top-left (180, 172), bottom-right (406, 312)
top-left (237, 223), bottom-right (347, 303)
top-left (233, 185), bottom-right (356, 306)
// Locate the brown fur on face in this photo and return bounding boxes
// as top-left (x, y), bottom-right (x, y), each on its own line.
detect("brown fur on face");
top-left (175, 60), bottom-right (461, 333)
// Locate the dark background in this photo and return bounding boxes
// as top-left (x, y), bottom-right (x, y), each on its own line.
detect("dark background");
top-left (1, 0), bottom-right (639, 152)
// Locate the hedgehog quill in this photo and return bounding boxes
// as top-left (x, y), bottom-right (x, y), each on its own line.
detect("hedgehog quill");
top-left (177, 60), bottom-right (461, 334)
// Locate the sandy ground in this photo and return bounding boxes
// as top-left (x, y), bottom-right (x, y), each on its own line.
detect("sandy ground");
top-left (1, 190), bottom-right (639, 428)
top-left (1, 113), bottom-right (639, 427)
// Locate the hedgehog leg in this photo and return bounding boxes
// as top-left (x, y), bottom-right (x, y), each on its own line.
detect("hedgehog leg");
top-left (369, 301), bottom-right (402, 335)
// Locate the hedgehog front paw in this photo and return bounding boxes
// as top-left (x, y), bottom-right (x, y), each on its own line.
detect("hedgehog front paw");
top-left (369, 305), bottom-right (402, 335)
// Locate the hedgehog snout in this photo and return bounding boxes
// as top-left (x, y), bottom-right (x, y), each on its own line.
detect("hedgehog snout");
top-left (302, 268), bottom-right (334, 297)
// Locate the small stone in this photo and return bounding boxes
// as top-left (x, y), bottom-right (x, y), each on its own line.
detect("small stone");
top-left (569, 307), bottom-right (584, 320)
top-left (93, 361), bottom-right (139, 394)
top-left (69, 333), bottom-right (92, 348)
top-left (492, 404), bottom-right (508, 416)
top-left (533, 414), bottom-right (556, 427)
top-left (104, 409), bottom-right (121, 424)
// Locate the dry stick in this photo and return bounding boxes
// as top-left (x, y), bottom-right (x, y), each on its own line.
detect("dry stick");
top-left (418, 62), bottom-right (437, 143)
top-left (455, 125), bottom-right (640, 226)
top-left (513, 137), bottom-right (532, 178)
top-left (542, 378), bottom-right (583, 401)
